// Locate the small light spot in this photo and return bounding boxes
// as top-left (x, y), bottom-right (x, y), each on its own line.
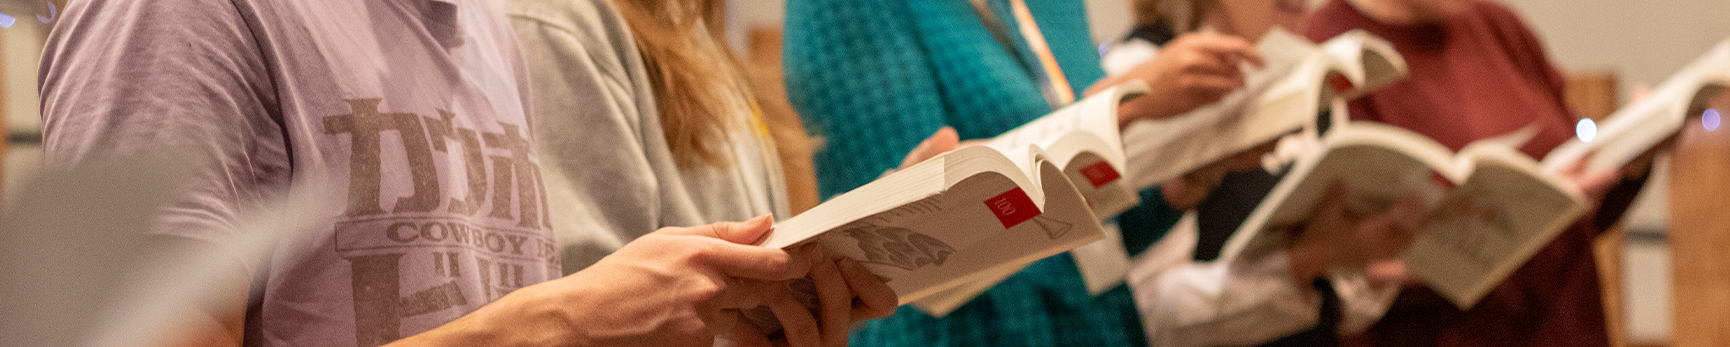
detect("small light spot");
top-left (1098, 42), bottom-right (1111, 56)
top-left (37, 2), bottom-right (55, 23)
top-left (1705, 109), bottom-right (1721, 131)
top-left (1577, 118), bottom-right (1597, 142)
top-left (0, 13), bottom-right (15, 28)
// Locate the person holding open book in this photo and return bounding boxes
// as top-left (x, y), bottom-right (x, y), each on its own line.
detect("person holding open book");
top-left (39, 0), bottom-right (876, 346)
top-left (502, 0), bottom-right (908, 345)
top-left (1095, 0), bottom-right (1435, 346)
top-left (781, 0), bottom-right (1425, 346)
top-left (1304, 0), bottom-right (1657, 345)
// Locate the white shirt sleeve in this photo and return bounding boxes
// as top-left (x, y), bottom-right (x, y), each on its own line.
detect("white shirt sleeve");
top-left (1127, 212), bottom-right (1400, 347)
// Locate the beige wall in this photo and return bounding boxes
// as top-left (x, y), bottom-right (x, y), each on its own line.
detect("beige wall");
top-left (1500, 0), bottom-right (1730, 99)
top-left (1079, 0), bottom-right (1730, 100)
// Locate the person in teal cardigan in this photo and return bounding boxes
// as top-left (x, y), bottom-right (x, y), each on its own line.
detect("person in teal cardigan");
top-left (782, 0), bottom-right (1260, 345)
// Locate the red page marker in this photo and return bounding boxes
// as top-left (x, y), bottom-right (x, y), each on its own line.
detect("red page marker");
top-left (1079, 162), bottom-right (1121, 188)
top-left (985, 188), bottom-right (1041, 229)
top-left (1326, 73), bottom-right (1355, 94)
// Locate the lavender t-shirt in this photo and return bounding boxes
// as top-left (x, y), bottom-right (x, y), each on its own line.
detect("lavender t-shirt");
top-left (39, 0), bottom-right (559, 346)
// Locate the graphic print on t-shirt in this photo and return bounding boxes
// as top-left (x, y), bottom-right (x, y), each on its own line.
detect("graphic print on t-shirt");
top-left (322, 98), bottom-right (557, 345)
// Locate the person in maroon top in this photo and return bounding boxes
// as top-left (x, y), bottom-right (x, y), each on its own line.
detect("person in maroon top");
top-left (1304, 0), bottom-right (1655, 346)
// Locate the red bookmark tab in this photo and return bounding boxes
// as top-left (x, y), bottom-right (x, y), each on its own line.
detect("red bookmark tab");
top-left (1326, 72), bottom-right (1355, 94)
top-left (985, 187), bottom-right (1041, 229)
top-left (1079, 162), bottom-right (1121, 188)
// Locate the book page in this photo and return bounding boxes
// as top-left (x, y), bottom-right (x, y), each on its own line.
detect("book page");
top-left (765, 146), bottom-right (1040, 250)
top-left (1063, 151), bottom-right (1139, 218)
top-left (1543, 38), bottom-right (1730, 175)
top-left (1404, 157), bottom-right (1586, 308)
top-left (1220, 125), bottom-right (1455, 263)
top-left (1319, 30), bottom-right (1408, 99)
top-left (984, 82), bottom-right (1146, 169)
top-left (807, 162), bottom-right (1106, 304)
top-left (984, 84), bottom-right (1146, 222)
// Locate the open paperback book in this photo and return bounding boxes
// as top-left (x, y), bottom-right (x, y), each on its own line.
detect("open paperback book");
top-left (898, 82), bottom-right (1153, 316)
top-left (1542, 37), bottom-right (1730, 176)
top-left (897, 29), bottom-right (1414, 316)
top-left (757, 85), bottom-right (1152, 306)
top-left (1220, 116), bottom-right (1587, 308)
top-left (1219, 38), bottom-right (1730, 306)
top-left (1121, 28), bottom-right (1408, 190)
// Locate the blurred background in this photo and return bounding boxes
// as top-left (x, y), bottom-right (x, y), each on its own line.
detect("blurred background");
top-left (0, 0), bottom-right (1726, 346)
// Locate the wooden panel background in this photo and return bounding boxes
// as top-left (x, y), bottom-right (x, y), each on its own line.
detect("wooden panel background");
top-left (1669, 91), bottom-right (1730, 347)
top-left (1567, 72), bottom-right (1635, 347)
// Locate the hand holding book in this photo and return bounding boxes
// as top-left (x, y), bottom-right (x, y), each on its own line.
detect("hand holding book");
top-left (1091, 32), bottom-right (1269, 126)
top-left (1284, 181), bottom-right (1428, 287)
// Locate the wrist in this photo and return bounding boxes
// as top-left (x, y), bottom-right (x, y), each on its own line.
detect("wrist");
top-left (508, 278), bottom-right (592, 346)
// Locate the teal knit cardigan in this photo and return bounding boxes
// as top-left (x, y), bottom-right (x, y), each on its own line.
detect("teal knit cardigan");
top-left (784, 0), bottom-right (1181, 346)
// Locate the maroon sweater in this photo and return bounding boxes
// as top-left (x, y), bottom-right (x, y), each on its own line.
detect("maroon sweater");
top-left (1306, 1), bottom-right (1610, 346)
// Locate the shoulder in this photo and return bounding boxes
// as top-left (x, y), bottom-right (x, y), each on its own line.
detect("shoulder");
top-left (501, 0), bottom-right (634, 53)
top-left (49, 0), bottom-right (252, 50)
top-left (501, 0), bottom-right (644, 89)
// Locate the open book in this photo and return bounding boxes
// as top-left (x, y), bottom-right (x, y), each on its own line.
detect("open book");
top-left (891, 29), bottom-right (1414, 316)
top-left (1542, 37), bottom-right (1730, 176)
top-left (1121, 28), bottom-right (1408, 190)
top-left (758, 85), bottom-right (1151, 305)
top-left (894, 83), bottom-right (1151, 316)
top-left (1221, 118), bottom-right (1587, 308)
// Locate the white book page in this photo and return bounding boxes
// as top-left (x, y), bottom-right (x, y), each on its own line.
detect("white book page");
top-left (1543, 38), bottom-right (1730, 175)
top-left (808, 161), bottom-right (1106, 304)
top-left (1220, 124), bottom-right (1457, 264)
top-left (1323, 31), bottom-right (1408, 97)
top-left (1406, 148), bottom-right (1585, 308)
top-left (984, 82), bottom-right (1147, 170)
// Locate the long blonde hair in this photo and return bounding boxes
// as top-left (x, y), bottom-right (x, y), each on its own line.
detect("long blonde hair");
top-left (609, 0), bottom-right (822, 212)
top-left (611, 0), bottom-right (747, 169)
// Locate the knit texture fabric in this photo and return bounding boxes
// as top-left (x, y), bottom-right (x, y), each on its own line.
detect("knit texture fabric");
top-left (784, 0), bottom-right (1174, 346)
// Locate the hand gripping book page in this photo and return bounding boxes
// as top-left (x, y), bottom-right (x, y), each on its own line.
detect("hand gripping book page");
top-left (1218, 119), bottom-right (1586, 309)
top-left (755, 86), bottom-right (1157, 305)
top-left (1120, 29), bottom-right (1408, 190)
top-left (1542, 37), bottom-right (1730, 176)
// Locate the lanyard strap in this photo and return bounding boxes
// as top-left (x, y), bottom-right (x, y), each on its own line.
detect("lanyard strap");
top-left (1007, 0), bottom-right (1075, 105)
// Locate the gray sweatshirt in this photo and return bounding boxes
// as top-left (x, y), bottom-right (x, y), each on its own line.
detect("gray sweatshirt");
top-left (505, 0), bottom-right (790, 273)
